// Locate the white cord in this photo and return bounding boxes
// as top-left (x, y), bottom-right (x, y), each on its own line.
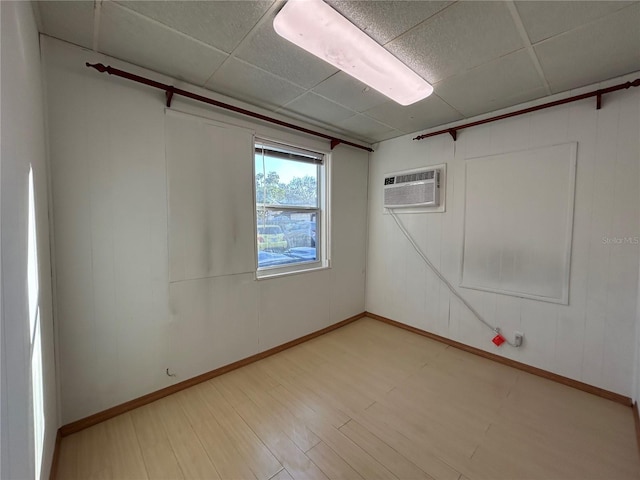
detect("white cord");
top-left (388, 209), bottom-right (520, 348)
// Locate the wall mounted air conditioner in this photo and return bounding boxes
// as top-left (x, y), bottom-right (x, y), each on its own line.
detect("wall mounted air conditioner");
top-left (383, 166), bottom-right (442, 208)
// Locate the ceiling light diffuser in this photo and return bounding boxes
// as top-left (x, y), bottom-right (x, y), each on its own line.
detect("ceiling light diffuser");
top-left (273, 0), bottom-right (433, 106)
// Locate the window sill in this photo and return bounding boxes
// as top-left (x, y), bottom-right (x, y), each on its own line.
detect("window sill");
top-left (255, 262), bottom-right (330, 281)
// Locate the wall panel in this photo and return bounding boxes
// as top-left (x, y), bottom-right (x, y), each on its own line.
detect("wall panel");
top-left (43, 37), bottom-right (369, 423)
top-left (366, 73), bottom-right (640, 396)
top-left (461, 143), bottom-right (576, 304)
top-left (166, 111), bottom-right (255, 281)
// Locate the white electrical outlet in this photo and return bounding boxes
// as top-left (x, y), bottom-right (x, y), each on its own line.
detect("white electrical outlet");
top-left (514, 332), bottom-right (524, 347)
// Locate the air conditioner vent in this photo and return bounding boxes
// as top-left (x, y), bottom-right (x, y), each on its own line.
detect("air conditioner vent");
top-left (396, 170), bottom-right (434, 183)
top-left (383, 167), bottom-right (441, 208)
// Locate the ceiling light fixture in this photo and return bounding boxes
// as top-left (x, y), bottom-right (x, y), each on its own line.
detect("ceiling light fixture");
top-left (273, 0), bottom-right (433, 106)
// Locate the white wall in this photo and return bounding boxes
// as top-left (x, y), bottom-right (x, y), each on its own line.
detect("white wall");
top-left (1, 2), bottom-right (58, 479)
top-left (367, 73), bottom-right (640, 397)
top-left (634, 264), bottom-right (640, 409)
top-left (635, 159), bottom-right (640, 411)
top-left (42, 37), bottom-right (368, 424)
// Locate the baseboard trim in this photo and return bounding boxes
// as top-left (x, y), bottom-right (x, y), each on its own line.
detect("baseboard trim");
top-left (49, 430), bottom-right (62, 480)
top-left (634, 402), bottom-right (640, 456)
top-left (365, 312), bottom-right (632, 407)
top-left (59, 311), bottom-right (366, 437)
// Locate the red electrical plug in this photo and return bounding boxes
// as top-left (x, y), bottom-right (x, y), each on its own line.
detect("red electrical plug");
top-left (492, 333), bottom-right (506, 347)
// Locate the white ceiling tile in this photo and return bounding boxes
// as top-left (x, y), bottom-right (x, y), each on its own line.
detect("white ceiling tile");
top-left (279, 93), bottom-right (356, 125)
top-left (33, 0), bottom-right (640, 136)
top-left (364, 95), bottom-right (463, 134)
top-left (370, 129), bottom-right (405, 143)
top-left (326, 0), bottom-right (451, 44)
top-left (205, 58), bottom-right (305, 110)
top-left (99, 2), bottom-right (228, 86)
top-left (436, 49), bottom-right (548, 117)
top-left (515, 1), bottom-right (635, 44)
top-left (535, 3), bottom-right (640, 93)
top-left (312, 72), bottom-right (390, 113)
top-left (115, 0), bottom-right (273, 53)
top-left (234, 13), bottom-right (338, 89)
top-left (37, 0), bottom-right (95, 50)
top-left (386, 1), bottom-right (524, 84)
top-left (335, 114), bottom-right (396, 142)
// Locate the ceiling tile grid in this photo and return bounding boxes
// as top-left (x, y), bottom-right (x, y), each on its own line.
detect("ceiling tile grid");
top-left (205, 57), bottom-right (306, 110)
top-left (116, 0), bottom-right (275, 53)
top-left (35, 0), bottom-right (640, 143)
top-left (99, 2), bottom-right (229, 86)
top-left (277, 91), bottom-right (356, 126)
top-left (514, 0), bottom-right (635, 44)
top-left (38, 0), bottom-right (95, 50)
top-left (364, 93), bottom-right (464, 134)
top-left (533, 2), bottom-right (640, 93)
top-left (385, 1), bottom-right (525, 84)
top-left (327, 0), bottom-right (452, 45)
top-left (232, 9), bottom-right (339, 89)
top-left (334, 114), bottom-right (398, 144)
top-left (435, 49), bottom-right (549, 117)
top-left (311, 72), bottom-right (390, 113)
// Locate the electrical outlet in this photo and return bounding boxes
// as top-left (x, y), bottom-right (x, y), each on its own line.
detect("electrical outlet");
top-left (514, 332), bottom-right (524, 347)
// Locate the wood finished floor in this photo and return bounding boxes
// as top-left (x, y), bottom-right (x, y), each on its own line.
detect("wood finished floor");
top-left (56, 317), bottom-right (640, 480)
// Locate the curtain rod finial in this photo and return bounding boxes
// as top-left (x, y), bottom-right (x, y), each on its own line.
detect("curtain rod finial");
top-left (86, 62), bottom-right (108, 73)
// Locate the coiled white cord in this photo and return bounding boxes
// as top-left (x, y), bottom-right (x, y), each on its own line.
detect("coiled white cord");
top-left (388, 209), bottom-right (521, 348)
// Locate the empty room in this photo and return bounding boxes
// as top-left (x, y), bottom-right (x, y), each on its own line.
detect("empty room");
top-left (2, 0), bottom-right (640, 479)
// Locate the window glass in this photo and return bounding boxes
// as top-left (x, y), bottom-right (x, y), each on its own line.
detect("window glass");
top-left (255, 142), bottom-right (324, 272)
top-left (255, 155), bottom-right (318, 207)
top-left (28, 167), bottom-right (45, 480)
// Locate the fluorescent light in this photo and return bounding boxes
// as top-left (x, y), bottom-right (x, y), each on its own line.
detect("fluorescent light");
top-left (273, 0), bottom-right (433, 106)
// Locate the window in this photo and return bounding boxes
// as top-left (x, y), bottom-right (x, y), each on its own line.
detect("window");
top-left (255, 140), bottom-right (328, 276)
top-left (27, 167), bottom-right (45, 480)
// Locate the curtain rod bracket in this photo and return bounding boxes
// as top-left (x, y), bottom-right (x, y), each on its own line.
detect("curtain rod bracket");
top-left (330, 139), bottom-right (342, 150)
top-left (165, 87), bottom-right (175, 108)
top-left (596, 93), bottom-right (602, 110)
top-left (448, 129), bottom-right (457, 141)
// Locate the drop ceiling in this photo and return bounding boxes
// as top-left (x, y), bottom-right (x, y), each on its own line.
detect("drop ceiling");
top-left (35, 0), bottom-right (640, 144)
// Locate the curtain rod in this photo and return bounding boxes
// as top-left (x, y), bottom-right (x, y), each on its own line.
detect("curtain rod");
top-left (85, 63), bottom-right (373, 153)
top-left (414, 78), bottom-right (640, 142)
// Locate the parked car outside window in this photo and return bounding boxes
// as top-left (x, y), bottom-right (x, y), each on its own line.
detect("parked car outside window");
top-left (284, 221), bottom-right (316, 248)
top-left (257, 225), bottom-right (288, 251)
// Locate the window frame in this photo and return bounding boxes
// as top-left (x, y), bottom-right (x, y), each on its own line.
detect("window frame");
top-left (254, 138), bottom-right (330, 279)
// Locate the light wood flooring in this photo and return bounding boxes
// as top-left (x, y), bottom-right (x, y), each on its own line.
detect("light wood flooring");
top-left (55, 317), bottom-right (640, 479)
